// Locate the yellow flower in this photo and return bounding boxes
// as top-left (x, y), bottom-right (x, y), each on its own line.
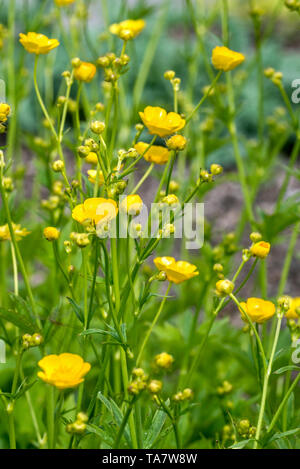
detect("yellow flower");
top-left (155, 352), bottom-right (174, 369)
top-left (43, 226), bottom-right (60, 241)
top-left (212, 46), bottom-right (245, 72)
top-left (154, 256), bottom-right (199, 284)
top-left (139, 106), bottom-right (185, 138)
top-left (72, 197), bottom-right (118, 225)
top-left (38, 353), bottom-right (91, 390)
top-left (74, 61), bottom-right (97, 83)
top-left (250, 241), bottom-right (270, 259)
top-left (109, 19), bottom-right (146, 40)
top-left (239, 298), bottom-right (275, 324)
top-left (85, 151), bottom-right (98, 165)
top-left (166, 135), bottom-right (187, 151)
top-left (134, 142), bottom-right (170, 165)
top-left (0, 103), bottom-right (10, 123)
top-left (121, 194), bottom-right (143, 216)
top-left (286, 298), bottom-right (300, 320)
top-left (87, 169), bottom-right (105, 185)
top-left (0, 223), bottom-right (30, 241)
top-left (55, 0), bottom-right (75, 6)
top-left (19, 32), bottom-right (59, 54)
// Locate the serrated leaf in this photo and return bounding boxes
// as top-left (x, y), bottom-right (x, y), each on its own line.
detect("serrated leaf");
top-left (85, 423), bottom-right (114, 447)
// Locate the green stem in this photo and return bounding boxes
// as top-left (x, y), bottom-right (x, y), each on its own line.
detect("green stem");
top-left (277, 221), bottom-right (300, 296)
top-left (254, 315), bottom-right (282, 449)
top-left (47, 385), bottom-right (55, 449)
top-left (267, 372), bottom-right (300, 435)
top-left (186, 71), bottom-right (222, 123)
top-left (136, 282), bottom-right (172, 366)
top-left (0, 171), bottom-right (41, 328)
top-left (113, 396), bottom-right (137, 449)
top-left (131, 162), bottom-right (154, 194)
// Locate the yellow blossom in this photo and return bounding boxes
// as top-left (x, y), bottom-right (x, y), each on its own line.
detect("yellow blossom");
top-left (250, 241), bottom-right (270, 259)
top-left (155, 352), bottom-right (174, 369)
top-left (134, 142), bottom-right (170, 165)
top-left (0, 223), bottom-right (30, 242)
top-left (154, 256), bottom-right (198, 284)
top-left (85, 152), bottom-right (98, 165)
top-left (72, 197), bottom-right (118, 225)
top-left (19, 32), bottom-right (59, 54)
top-left (286, 298), bottom-right (300, 320)
top-left (212, 46), bottom-right (245, 72)
top-left (239, 298), bottom-right (275, 324)
top-left (87, 169), bottom-right (105, 185)
top-left (74, 61), bottom-right (97, 83)
top-left (43, 226), bottom-right (60, 241)
top-left (38, 353), bottom-right (91, 390)
top-left (139, 106), bottom-right (185, 138)
top-left (121, 194), bottom-right (143, 216)
top-left (55, 0), bottom-right (76, 6)
top-left (0, 103), bottom-right (10, 123)
top-left (109, 19), bottom-right (146, 40)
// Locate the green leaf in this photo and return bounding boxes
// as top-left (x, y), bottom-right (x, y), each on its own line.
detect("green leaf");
top-left (274, 365), bottom-right (300, 375)
top-left (268, 428), bottom-right (300, 444)
top-left (97, 392), bottom-right (131, 446)
top-left (85, 423), bottom-right (114, 447)
top-left (67, 297), bottom-right (84, 324)
top-left (144, 409), bottom-right (166, 449)
top-left (0, 307), bottom-right (36, 334)
top-left (229, 439), bottom-right (255, 449)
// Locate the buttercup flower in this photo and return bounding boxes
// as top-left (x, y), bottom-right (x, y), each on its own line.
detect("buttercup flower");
top-left (139, 106), bottom-right (185, 138)
top-left (19, 32), bottom-right (59, 54)
top-left (121, 194), bottom-right (143, 216)
top-left (85, 152), bottom-right (98, 165)
top-left (43, 226), bottom-right (60, 241)
top-left (134, 142), bottom-right (170, 165)
top-left (212, 46), bottom-right (245, 72)
top-left (72, 197), bottom-right (118, 225)
top-left (286, 298), bottom-right (300, 320)
top-left (154, 256), bottom-right (199, 284)
top-left (250, 241), bottom-right (270, 259)
top-left (109, 19), bottom-right (146, 40)
top-left (87, 169), bottom-right (105, 185)
top-left (0, 103), bottom-right (10, 123)
top-left (55, 0), bottom-right (76, 6)
top-left (38, 353), bottom-right (91, 390)
top-left (0, 223), bottom-right (30, 241)
top-left (239, 298), bottom-right (275, 324)
top-left (74, 61), bottom-right (97, 83)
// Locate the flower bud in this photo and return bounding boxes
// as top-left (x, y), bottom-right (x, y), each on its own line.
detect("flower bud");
top-left (90, 121), bottom-right (105, 134)
top-left (250, 241), bottom-right (270, 259)
top-left (164, 70), bottom-right (175, 80)
top-left (43, 226), bottom-right (60, 241)
top-left (52, 160), bottom-right (65, 173)
top-left (215, 279), bottom-right (234, 297)
top-left (148, 380), bottom-right (162, 394)
top-left (166, 135), bottom-right (187, 151)
top-left (155, 352), bottom-right (174, 370)
top-left (210, 164), bottom-right (223, 175)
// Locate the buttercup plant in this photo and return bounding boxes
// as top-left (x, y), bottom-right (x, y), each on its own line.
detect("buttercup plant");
top-left (0, 0), bottom-right (299, 452)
